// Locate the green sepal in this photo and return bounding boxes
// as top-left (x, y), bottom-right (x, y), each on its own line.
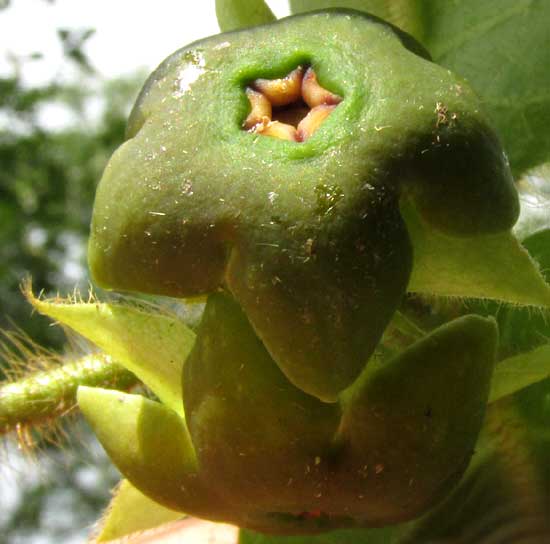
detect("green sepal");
top-left (460, 168), bottom-right (550, 359)
top-left (402, 199), bottom-right (550, 307)
top-left (335, 314), bottom-right (497, 525)
top-left (96, 479), bottom-right (183, 542)
top-left (28, 292), bottom-right (194, 415)
top-left (471, 167), bottom-right (550, 362)
top-left (77, 386), bottom-right (224, 517)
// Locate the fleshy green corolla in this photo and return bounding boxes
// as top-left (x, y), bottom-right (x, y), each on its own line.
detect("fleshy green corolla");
top-left (81, 9), bottom-right (517, 534)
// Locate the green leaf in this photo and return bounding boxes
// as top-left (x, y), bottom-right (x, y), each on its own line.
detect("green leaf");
top-left (401, 200), bottom-right (550, 308)
top-left (27, 290), bottom-right (195, 415)
top-left (418, 1), bottom-right (550, 177)
top-left (239, 526), bottom-right (402, 544)
top-left (490, 345), bottom-right (550, 404)
top-left (96, 479), bottom-right (183, 542)
top-left (216, 0), bottom-right (276, 32)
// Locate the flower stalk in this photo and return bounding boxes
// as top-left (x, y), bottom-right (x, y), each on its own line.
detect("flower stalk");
top-left (0, 352), bottom-right (137, 438)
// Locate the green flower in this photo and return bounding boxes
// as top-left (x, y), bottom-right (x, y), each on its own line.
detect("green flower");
top-left (34, 8), bottom-right (524, 535)
top-left (88, 10), bottom-right (517, 401)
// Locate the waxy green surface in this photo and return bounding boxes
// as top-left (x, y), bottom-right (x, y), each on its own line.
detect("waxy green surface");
top-left (88, 10), bottom-right (517, 401)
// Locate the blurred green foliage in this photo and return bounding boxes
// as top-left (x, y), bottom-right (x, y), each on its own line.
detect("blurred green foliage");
top-left (0, 46), bottom-right (143, 352)
top-left (0, 12), bottom-right (143, 543)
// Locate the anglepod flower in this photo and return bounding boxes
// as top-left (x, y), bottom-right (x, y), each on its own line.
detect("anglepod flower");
top-left (88, 10), bottom-right (516, 402)
top-left (81, 9), bottom-right (517, 533)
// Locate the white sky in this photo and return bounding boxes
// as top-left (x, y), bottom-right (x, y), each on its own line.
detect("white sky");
top-left (0, 0), bottom-right (291, 85)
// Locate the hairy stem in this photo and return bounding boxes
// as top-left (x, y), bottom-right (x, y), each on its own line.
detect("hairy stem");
top-left (0, 354), bottom-right (137, 436)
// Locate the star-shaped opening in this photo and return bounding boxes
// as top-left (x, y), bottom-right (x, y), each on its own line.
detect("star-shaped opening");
top-left (243, 66), bottom-right (342, 142)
